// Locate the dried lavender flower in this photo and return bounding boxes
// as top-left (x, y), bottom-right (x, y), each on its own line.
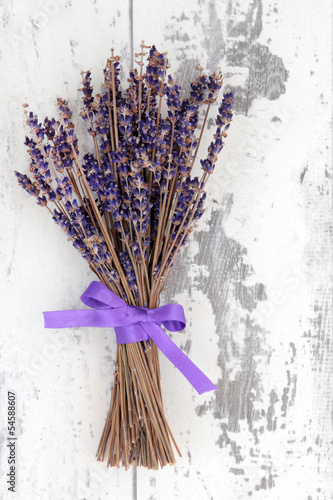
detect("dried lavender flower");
top-left (15, 44), bottom-right (234, 470)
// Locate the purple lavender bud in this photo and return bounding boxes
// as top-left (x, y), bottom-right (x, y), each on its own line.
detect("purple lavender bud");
top-left (131, 211), bottom-right (138, 225)
top-left (200, 158), bottom-right (214, 174)
top-left (48, 188), bottom-right (58, 201)
top-left (15, 171), bottom-right (40, 196)
top-left (37, 195), bottom-right (47, 206)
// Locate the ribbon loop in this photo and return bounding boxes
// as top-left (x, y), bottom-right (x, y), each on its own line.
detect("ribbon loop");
top-left (44, 281), bottom-right (217, 395)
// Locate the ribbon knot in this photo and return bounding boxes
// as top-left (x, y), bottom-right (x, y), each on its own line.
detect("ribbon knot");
top-left (43, 281), bottom-right (217, 395)
top-left (128, 305), bottom-right (148, 324)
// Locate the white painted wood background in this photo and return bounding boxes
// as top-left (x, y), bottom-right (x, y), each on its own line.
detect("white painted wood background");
top-left (0, 0), bottom-right (332, 499)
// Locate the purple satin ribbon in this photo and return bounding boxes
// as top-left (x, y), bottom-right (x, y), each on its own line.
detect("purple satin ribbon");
top-left (43, 281), bottom-right (217, 395)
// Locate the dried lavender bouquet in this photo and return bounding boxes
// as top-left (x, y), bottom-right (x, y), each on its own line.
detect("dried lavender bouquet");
top-left (15, 43), bottom-right (233, 470)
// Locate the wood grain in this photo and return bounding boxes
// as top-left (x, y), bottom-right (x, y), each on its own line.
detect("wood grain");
top-left (1, 1), bottom-right (135, 499)
top-left (134, 0), bottom-right (333, 499)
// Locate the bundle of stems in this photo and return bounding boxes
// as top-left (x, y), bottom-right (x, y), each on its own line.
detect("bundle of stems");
top-left (15, 43), bottom-right (233, 469)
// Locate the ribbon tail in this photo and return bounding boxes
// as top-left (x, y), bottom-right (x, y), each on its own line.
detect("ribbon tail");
top-left (144, 323), bottom-right (217, 395)
top-left (43, 309), bottom-right (128, 329)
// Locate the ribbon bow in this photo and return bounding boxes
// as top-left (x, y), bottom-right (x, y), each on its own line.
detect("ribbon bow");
top-left (44, 281), bottom-right (217, 395)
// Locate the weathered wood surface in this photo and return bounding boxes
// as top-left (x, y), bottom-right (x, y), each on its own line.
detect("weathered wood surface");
top-left (0, 0), bottom-right (332, 499)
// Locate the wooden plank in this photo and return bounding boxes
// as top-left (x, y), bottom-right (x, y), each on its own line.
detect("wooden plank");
top-left (133, 0), bottom-right (333, 498)
top-left (0, 1), bottom-right (135, 499)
